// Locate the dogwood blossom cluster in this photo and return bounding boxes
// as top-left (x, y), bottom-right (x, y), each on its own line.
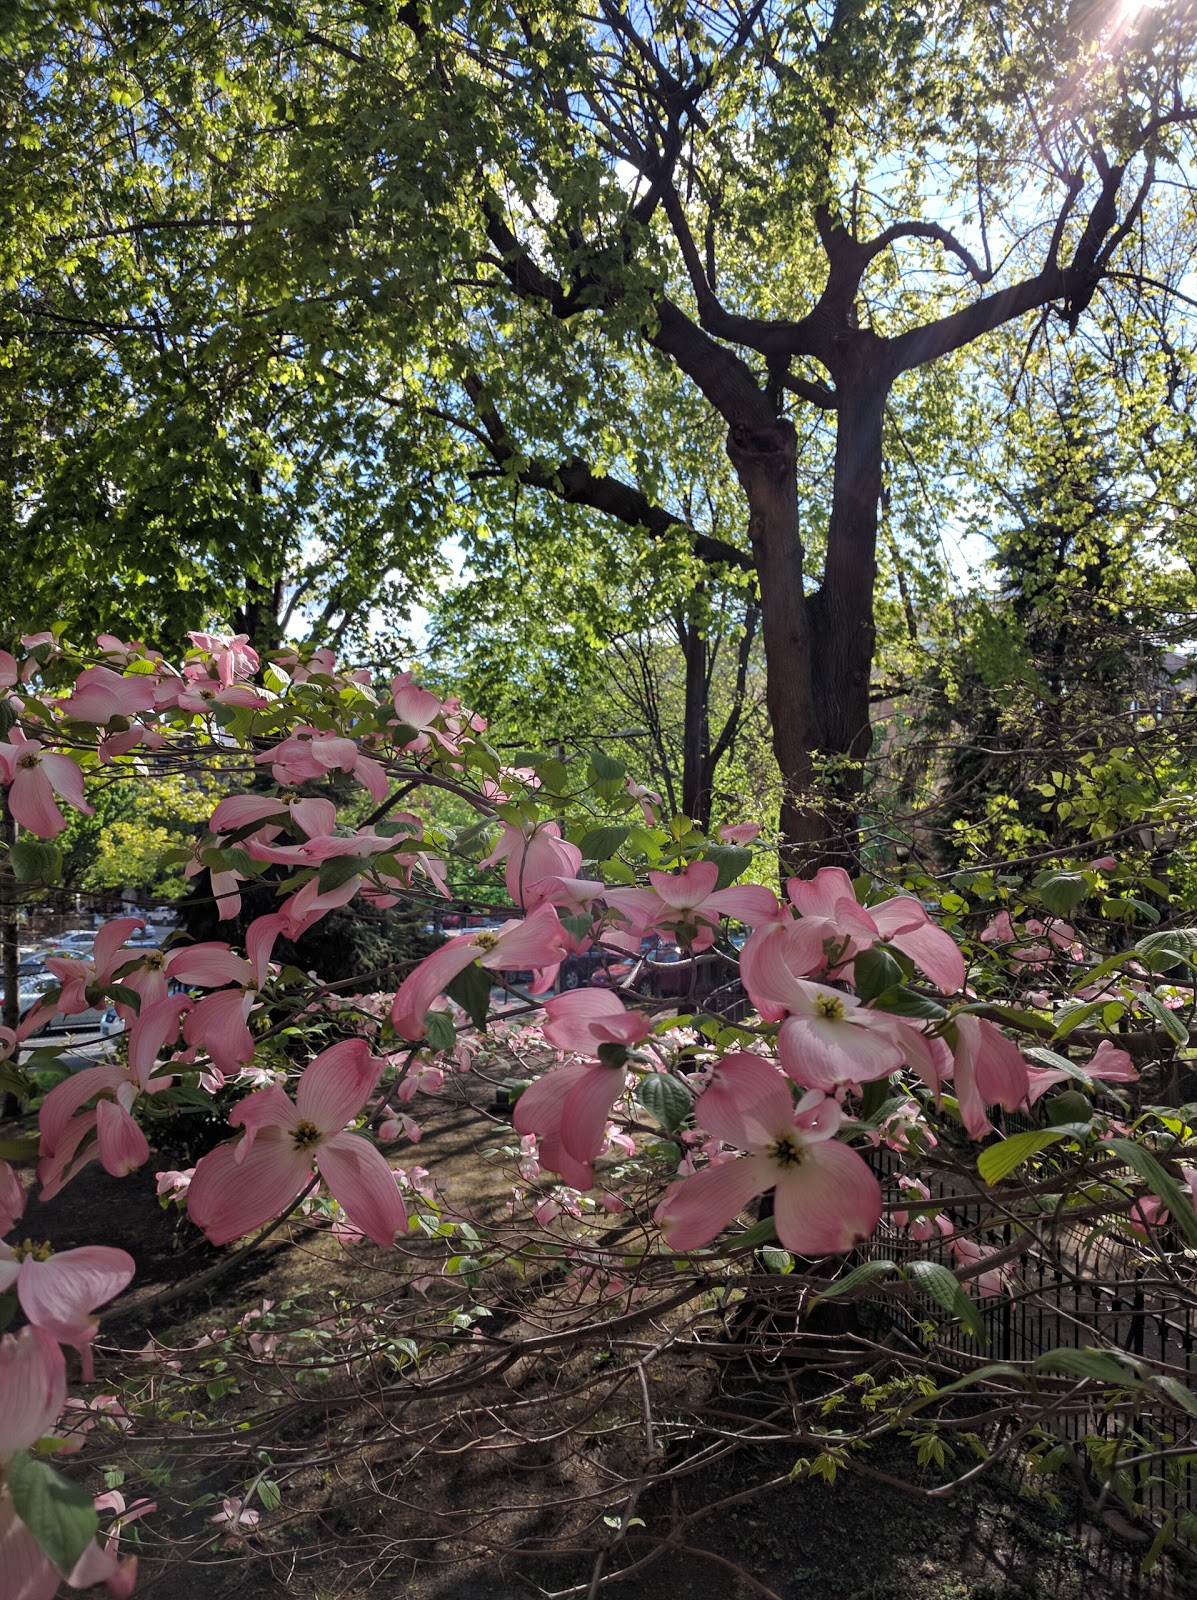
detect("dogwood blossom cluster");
top-left (0, 628), bottom-right (1186, 1593)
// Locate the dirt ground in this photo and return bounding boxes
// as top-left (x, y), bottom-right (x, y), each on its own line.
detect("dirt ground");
top-left (12, 1067), bottom-right (1193, 1600)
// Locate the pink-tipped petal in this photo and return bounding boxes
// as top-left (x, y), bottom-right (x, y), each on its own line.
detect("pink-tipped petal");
top-left (786, 867), bottom-right (858, 921)
top-left (17, 1246), bottom-right (135, 1345)
top-left (559, 1065), bottom-right (627, 1164)
top-left (40, 750), bottom-right (94, 817)
top-left (0, 1492), bottom-right (63, 1600)
top-left (167, 943), bottom-right (252, 988)
top-left (654, 1155), bottom-right (773, 1252)
top-left (229, 1083), bottom-right (298, 1158)
top-left (39, 1065), bottom-right (125, 1156)
top-left (96, 1099), bottom-right (150, 1177)
top-left (0, 1326), bottom-right (66, 1456)
top-left (694, 1053), bottom-right (794, 1149)
top-left (9, 762), bottom-right (66, 836)
top-left (777, 1014), bottom-right (903, 1091)
top-left (184, 989), bottom-right (255, 1077)
top-left (128, 994), bottom-right (191, 1085)
top-left (871, 899), bottom-right (966, 993)
top-left (647, 861), bottom-right (719, 911)
top-left (773, 1139), bottom-right (882, 1254)
top-left (704, 884), bottom-right (783, 926)
top-left (317, 1132), bottom-right (407, 1246)
top-left (513, 1062), bottom-right (591, 1142)
top-left (188, 1130), bottom-right (312, 1245)
top-left (391, 935), bottom-right (484, 1039)
top-left (295, 1038), bottom-right (384, 1133)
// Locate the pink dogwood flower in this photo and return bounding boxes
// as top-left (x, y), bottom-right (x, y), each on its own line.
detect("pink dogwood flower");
top-left (479, 820), bottom-right (582, 908)
top-left (949, 1014), bottom-right (1030, 1138)
top-left (781, 868), bottom-right (965, 994)
top-left (654, 1053), bottom-right (882, 1255)
top-left (0, 1239), bottom-right (135, 1379)
top-left (0, 732), bottom-right (93, 838)
top-left (187, 1039), bottom-right (408, 1247)
top-left (513, 992), bottom-right (652, 1187)
top-left (391, 905), bottom-right (570, 1039)
top-left (761, 975), bottom-right (939, 1096)
top-left (605, 860), bottom-right (780, 954)
top-left (185, 630), bottom-right (259, 687)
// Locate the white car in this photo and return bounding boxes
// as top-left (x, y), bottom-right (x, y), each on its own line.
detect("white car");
top-left (99, 1006), bottom-right (125, 1039)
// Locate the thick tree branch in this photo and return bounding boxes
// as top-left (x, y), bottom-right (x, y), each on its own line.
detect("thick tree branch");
top-left (863, 220), bottom-right (995, 285)
top-left (461, 372), bottom-right (753, 571)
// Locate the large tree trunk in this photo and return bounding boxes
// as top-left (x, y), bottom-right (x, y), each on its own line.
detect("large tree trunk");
top-left (727, 376), bottom-right (890, 876)
top-left (680, 610), bottom-right (713, 831)
top-left (807, 377), bottom-right (888, 863)
top-left (725, 419), bottom-right (823, 872)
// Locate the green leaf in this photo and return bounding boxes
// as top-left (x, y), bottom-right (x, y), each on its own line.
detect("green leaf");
top-left (977, 1128), bottom-right (1065, 1185)
top-left (8, 1452), bottom-right (98, 1575)
top-left (907, 1259), bottom-right (986, 1341)
top-left (760, 1246), bottom-right (794, 1274)
top-left (444, 962), bottom-right (491, 1030)
top-left (317, 854), bottom-right (364, 894)
top-left (635, 1072), bottom-right (692, 1132)
top-left (733, 1216), bottom-right (779, 1249)
top-left (704, 844), bottom-right (751, 892)
top-left (1139, 993), bottom-right (1189, 1045)
top-left (872, 985), bottom-right (947, 1020)
top-left (423, 1009), bottom-right (457, 1054)
top-left (1035, 871), bottom-right (1090, 916)
top-left (853, 946), bottom-right (906, 1003)
top-left (1104, 1137), bottom-right (1197, 1248)
top-left (588, 750), bottom-right (626, 784)
top-left (10, 840), bottom-right (62, 885)
top-left (812, 1257), bottom-right (898, 1302)
top-left (1032, 1347), bottom-right (1139, 1385)
top-left (1136, 929), bottom-right (1197, 974)
top-left (578, 825), bottom-right (629, 861)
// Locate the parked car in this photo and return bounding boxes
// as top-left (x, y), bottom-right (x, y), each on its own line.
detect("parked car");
top-left (44, 929), bottom-right (98, 952)
top-left (99, 1006), bottom-right (125, 1039)
top-left (11, 972), bottom-right (108, 1035)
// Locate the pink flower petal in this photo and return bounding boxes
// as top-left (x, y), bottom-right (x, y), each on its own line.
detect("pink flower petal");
top-left (229, 1084), bottom-right (298, 1158)
top-left (777, 1014), bottom-right (903, 1091)
top-left (167, 943), bottom-right (252, 988)
top-left (295, 1038), bottom-right (383, 1133)
top-left (654, 1155), bottom-right (773, 1251)
top-left (694, 1053), bottom-right (794, 1149)
top-left (188, 1130), bottom-right (312, 1245)
top-left (184, 989), bottom-right (255, 1078)
top-left (560, 1065), bottom-right (627, 1164)
top-left (9, 761), bottom-right (66, 836)
top-left (17, 1246), bottom-right (135, 1344)
top-left (390, 936), bottom-right (483, 1039)
top-left (317, 1132), bottom-right (408, 1246)
top-left (513, 1062), bottom-right (591, 1143)
top-left (0, 1326), bottom-right (66, 1456)
top-left (773, 1140), bottom-right (882, 1254)
top-left (96, 1099), bottom-right (150, 1177)
top-left (786, 867), bottom-right (857, 921)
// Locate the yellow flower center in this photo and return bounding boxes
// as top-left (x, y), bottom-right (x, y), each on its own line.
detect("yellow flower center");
top-left (16, 753), bottom-right (39, 770)
top-left (11, 1238), bottom-right (53, 1262)
top-left (814, 995), bottom-right (845, 1021)
top-left (474, 931), bottom-right (499, 953)
top-left (291, 1120), bottom-right (322, 1150)
top-left (767, 1134), bottom-right (804, 1169)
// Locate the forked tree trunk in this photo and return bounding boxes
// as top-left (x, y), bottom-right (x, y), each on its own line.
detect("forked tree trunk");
top-left (726, 378), bottom-right (890, 876)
